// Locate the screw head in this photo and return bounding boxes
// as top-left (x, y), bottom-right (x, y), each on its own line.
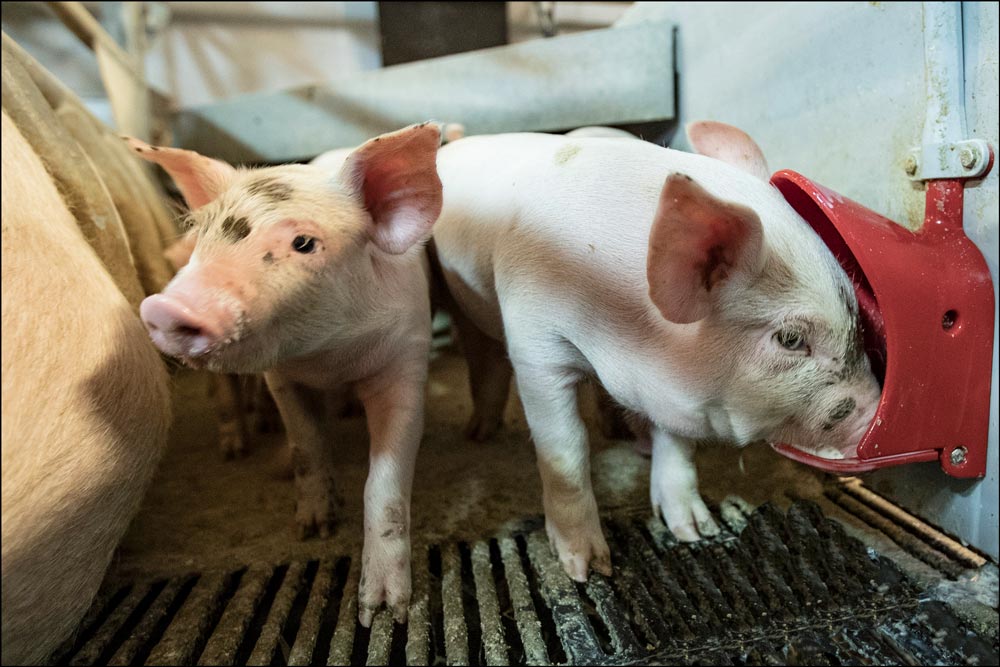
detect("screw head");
top-left (904, 155), bottom-right (918, 176)
top-left (949, 446), bottom-right (968, 466)
top-left (960, 147), bottom-right (978, 170)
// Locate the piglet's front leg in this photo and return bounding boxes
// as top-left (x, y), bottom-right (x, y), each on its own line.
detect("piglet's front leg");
top-left (355, 366), bottom-right (425, 627)
top-left (265, 373), bottom-right (339, 539)
top-left (650, 429), bottom-right (719, 541)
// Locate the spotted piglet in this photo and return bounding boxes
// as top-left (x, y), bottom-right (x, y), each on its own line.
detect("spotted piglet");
top-left (129, 124), bottom-right (443, 625)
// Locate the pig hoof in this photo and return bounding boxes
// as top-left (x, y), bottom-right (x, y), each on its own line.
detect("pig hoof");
top-left (464, 412), bottom-right (502, 441)
top-left (358, 552), bottom-right (411, 628)
top-left (358, 604), bottom-right (376, 629)
top-left (218, 422), bottom-right (247, 460)
top-left (545, 521), bottom-right (612, 582)
top-left (654, 490), bottom-right (719, 541)
top-left (294, 499), bottom-right (336, 541)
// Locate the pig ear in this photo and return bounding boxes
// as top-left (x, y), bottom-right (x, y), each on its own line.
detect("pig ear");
top-left (647, 174), bottom-right (763, 324)
top-left (340, 123), bottom-right (443, 255)
top-left (685, 121), bottom-right (770, 181)
top-left (123, 137), bottom-right (235, 210)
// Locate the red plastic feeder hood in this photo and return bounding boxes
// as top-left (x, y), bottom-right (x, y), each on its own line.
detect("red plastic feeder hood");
top-left (769, 170), bottom-right (995, 479)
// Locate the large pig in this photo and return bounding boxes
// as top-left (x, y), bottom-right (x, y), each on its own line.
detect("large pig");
top-left (1, 111), bottom-right (171, 664)
top-left (432, 121), bottom-right (881, 581)
top-left (129, 123), bottom-right (443, 625)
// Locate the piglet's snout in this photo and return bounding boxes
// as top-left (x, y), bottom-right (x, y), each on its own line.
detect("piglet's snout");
top-left (140, 294), bottom-right (233, 358)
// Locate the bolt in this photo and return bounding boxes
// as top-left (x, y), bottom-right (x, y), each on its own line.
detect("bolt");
top-left (960, 147), bottom-right (978, 170)
top-left (949, 446), bottom-right (967, 466)
top-left (904, 155), bottom-right (918, 176)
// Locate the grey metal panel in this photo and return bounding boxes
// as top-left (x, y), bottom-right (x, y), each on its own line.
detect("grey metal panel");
top-left (171, 21), bottom-right (675, 163)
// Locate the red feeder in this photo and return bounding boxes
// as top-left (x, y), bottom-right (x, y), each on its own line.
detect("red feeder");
top-left (770, 166), bottom-right (995, 479)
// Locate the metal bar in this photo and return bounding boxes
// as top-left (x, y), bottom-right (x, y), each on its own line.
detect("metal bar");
top-left (69, 583), bottom-right (154, 666)
top-left (441, 542), bottom-right (469, 665)
top-left (171, 20), bottom-right (676, 162)
top-left (614, 522), bottom-right (691, 645)
top-left (196, 566), bottom-right (271, 666)
top-left (287, 560), bottom-right (335, 666)
top-left (471, 541), bottom-right (508, 666)
top-left (327, 556), bottom-right (360, 666)
top-left (826, 489), bottom-right (967, 578)
top-left (906, 3), bottom-right (990, 180)
top-left (45, 1), bottom-right (155, 139)
top-left (497, 537), bottom-right (549, 666)
top-left (108, 579), bottom-right (186, 666)
top-left (46, 1), bottom-right (133, 64)
top-left (48, 584), bottom-right (125, 664)
top-left (524, 531), bottom-right (602, 665)
top-left (405, 546), bottom-right (431, 666)
top-left (922, 2), bottom-right (966, 146)
top-left (582, 574), bottom-right (641, 658)
top-left (365, 609), bottom-right (394, 666)
top-left (145, 572), bottom-right (229, 666)
top-left (838, 479), bottom-right (987, 568)
top-left (246, 561), bottom-right (307, 666)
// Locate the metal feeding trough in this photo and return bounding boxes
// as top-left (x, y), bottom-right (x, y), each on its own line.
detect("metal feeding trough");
top-left (770, 164), bottom-right (996, 478)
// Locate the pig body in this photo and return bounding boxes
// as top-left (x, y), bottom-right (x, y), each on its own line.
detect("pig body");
top-left (1, 111), bottom-right (171, 664)
top-left (132, 124), bottom-right (444, 625)
top-left (565, 126), bottom-right (637, 139)
top-left (432, 125), bottom-right (880, 580)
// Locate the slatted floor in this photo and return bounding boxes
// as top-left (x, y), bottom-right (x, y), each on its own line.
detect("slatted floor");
top-left (50, 498), bottom-right (998, 665)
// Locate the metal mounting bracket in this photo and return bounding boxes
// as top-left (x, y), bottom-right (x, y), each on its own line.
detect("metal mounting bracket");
top-left (905, 138), bottom-right (992, 180)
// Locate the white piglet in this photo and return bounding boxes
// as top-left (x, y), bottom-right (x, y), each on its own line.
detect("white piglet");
top-left (130, 123), bottom-right (443, 625)
top-left (432, 121), bottom-right (881, 581)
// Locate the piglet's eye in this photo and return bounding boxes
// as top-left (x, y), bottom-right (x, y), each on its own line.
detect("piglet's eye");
top-left (775, 329), bottom-right (810, 354)
top-left (292, 235), bottom-right (317, 254)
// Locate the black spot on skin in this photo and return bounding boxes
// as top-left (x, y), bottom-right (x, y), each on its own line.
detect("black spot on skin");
top-left (838, 281), bottom-right (859, 319)
top-left (245, 177), bottom-right (293, 203)
top-left (220, 215), bottom-right (251, 242)
top-left (150, 146), bottom-right (160, 151)
top-left (263, 252), bottom-right (274, 264)
top-left (837, 280), bottom-right (867, 374)
top-left (826, 397), bottom-right (856, 426)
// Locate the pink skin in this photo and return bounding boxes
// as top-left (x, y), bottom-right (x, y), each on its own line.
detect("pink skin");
top-left (129, 124), bottom-right (443, 627)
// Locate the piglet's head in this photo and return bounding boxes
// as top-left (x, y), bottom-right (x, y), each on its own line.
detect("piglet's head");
top-left (646, 121), bottom-right (881, 459)
top-left (132, 123), bottom-right (443, 372)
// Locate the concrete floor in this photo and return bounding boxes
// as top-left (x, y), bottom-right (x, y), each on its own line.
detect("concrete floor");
top-left (111, 342), bottom-right (831, 581)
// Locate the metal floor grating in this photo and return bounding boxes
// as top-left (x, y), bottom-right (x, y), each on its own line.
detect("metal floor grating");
top-left (49, 499), bottom-right (998, 666)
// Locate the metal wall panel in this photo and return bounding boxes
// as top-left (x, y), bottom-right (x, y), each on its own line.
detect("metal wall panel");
top-left (171, 20), bottom-right (675, 163)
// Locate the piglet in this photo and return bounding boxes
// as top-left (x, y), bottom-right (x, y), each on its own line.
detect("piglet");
top-left (129, 123), bottom-right (443, 625)
top-left (432, 121), bottom-right (881, 582)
